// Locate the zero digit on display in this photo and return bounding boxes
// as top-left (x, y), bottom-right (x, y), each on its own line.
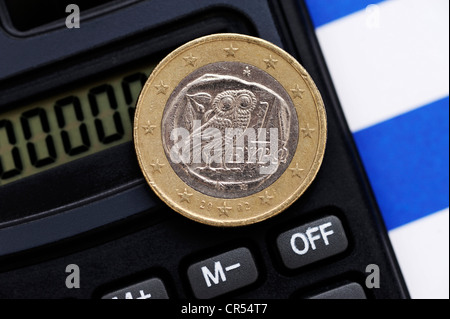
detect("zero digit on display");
top-left (88, 84), bottom-right (124, 144)
top-left (0, 119), bottom-right (23, 181)
top-left (20, 107), bottom-right (57, 168)
top-left (55, 96), bottom-right (91, 156)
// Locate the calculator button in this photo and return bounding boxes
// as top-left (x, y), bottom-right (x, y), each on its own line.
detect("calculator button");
top-left (101, 278), bottom-right (169, 299)
top-left (276, 216), bottom-right (348, 269)
top-left (187, 247), bottom-right (258, 299)
top-left (308, 282), bottom-right (367, 299)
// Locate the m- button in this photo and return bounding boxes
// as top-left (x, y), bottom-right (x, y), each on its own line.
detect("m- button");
top-left (187, 247), bottom-right (258, 299)
top-left (276, 216), bottom-right (348, 269)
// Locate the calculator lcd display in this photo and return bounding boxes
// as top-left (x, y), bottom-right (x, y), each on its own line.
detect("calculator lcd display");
top-left (0, 64), bottom-right (155, 186)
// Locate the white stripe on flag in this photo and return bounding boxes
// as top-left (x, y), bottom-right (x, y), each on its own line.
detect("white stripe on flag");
top-left (315, 0), bottom-right (449, 132)
top-left (389, 208), bottom-right (449, 299)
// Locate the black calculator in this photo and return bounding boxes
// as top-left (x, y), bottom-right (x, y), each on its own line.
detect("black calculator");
top-left (0, 0), bottom-right (409, 300)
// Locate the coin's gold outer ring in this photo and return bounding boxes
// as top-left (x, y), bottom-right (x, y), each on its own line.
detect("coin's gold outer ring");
top-left (134, 33), bottom-right (327, 227)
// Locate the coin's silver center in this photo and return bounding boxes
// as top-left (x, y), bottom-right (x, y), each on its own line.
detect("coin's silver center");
top-left (161, 62), bottom-right (299, 199)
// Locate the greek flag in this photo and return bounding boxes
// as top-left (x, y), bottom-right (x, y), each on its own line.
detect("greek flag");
top-left (305, 0), bottom-right (449, 298)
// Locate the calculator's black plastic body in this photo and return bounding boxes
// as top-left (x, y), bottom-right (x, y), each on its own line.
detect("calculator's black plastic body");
top-left (0, 0), bottom-right (409, 298)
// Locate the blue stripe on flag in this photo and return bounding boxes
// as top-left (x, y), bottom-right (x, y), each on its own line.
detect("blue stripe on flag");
top-left (354, 97), bottom-right (449, 230)
top-left (304, 0), bottom-right (386, 28)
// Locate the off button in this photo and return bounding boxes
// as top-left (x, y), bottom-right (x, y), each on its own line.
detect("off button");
top-left (276, 216), bottom-right (348, 269)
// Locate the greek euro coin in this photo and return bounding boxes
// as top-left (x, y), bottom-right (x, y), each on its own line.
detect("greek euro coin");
top-left (134, 34), bottom-right (327, 226)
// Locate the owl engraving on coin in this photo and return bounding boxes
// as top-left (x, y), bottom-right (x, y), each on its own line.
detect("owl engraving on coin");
top-left (162, 62), bottom-right (299, 199)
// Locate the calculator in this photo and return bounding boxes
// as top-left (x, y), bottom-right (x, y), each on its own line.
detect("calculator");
top-left (0, 0), bottom-right (409, 299)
